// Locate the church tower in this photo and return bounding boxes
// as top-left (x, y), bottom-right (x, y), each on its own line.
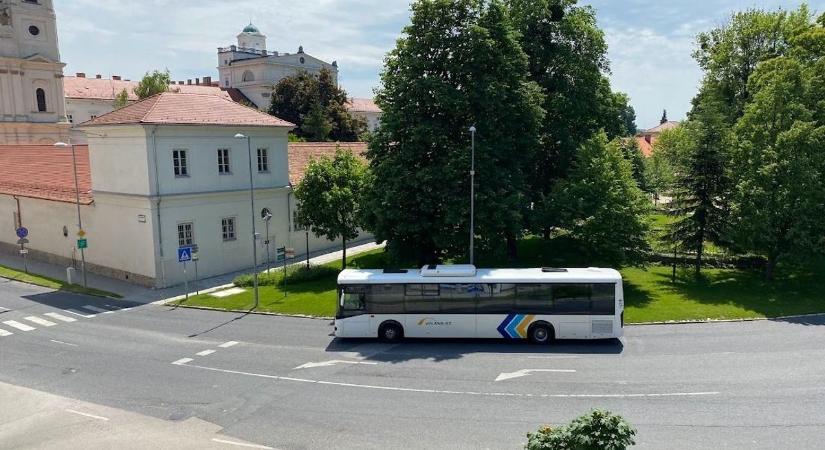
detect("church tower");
top-left (0, 0), bottom-right (70, 145)
top-left (237, 22), bottom-right (266, 51)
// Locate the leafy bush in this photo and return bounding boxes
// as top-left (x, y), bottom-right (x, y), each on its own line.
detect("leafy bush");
top-left (526, 410), bottom-right (636, 450)
top-left (232, 265), bottom-right (339, 287)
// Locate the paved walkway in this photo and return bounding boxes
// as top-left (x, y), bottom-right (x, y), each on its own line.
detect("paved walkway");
top-left (0, 240), bottom-right (383, 304)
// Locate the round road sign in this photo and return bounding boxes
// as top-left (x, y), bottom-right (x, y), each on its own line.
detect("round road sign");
top-left (15, 227), bottom-right (28, 239)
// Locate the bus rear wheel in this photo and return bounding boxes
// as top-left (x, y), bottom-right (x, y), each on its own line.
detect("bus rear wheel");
top-left (528, 324), bottom-right (553, 345)
top-left (379, 322), bottom-right (403, 342)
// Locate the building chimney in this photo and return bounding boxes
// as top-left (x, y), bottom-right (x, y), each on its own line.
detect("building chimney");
top-left (76, 72), bottom-right (86, 78)
top-left (96, 74), bottom-right (102, 79)
top-left (187, 79), bottom-right (192, 85)
top-left (112, 75), bottom-right (121, 81)
top-left (644, 134), bottom-right (652, 144)
top-left (195, 78), bottom-right (200, 85)
top-left (203, 76), bottom-right (212, 85)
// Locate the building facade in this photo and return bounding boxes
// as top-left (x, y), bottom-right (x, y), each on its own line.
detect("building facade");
top-left (0, 0), bottom-right (69, 145)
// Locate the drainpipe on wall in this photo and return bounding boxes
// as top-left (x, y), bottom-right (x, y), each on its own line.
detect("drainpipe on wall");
top-left (150, 126), bottom-right (165, 285)
top-left (286, 185), bottom-right (293, 248)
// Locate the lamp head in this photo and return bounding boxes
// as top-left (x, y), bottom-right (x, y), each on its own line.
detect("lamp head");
top-left (469, 126), bottom-right (476, 133)
top-left (54, 142), bottom-right (70, 148)
top-left (234, 133), bottom-right (247, 139)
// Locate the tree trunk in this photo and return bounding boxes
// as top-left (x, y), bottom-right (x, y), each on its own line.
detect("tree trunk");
top-left (765, 254), bottom-right (778, 281)
top-left (342, 236), bottom-right (347, 271)
top-left (542, 228), bottom-right (551, 240)
top-left (695, 242), bottom-right (703, 279)
top-left (506, 233), bottom-right (519, 261)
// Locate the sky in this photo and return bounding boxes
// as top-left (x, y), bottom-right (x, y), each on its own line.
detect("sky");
top-left (55, 1), bottom-right (824, 129)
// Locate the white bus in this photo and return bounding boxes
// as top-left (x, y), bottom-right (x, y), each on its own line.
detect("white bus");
top-left (334, 265), bottom-right (624, 344)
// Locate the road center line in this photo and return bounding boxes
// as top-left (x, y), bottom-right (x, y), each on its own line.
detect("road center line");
top-left (219, 341), bottom-right (239, 348)
top-left (50, 339), bottom-right (78, 347)
top-left (196, 349), bottom-right (216, 356)
top-left (211, 438), bottom-right (274, 449)
top-left (172, 358), bottom-right (194, 365)
top-left (176, 362), bottom-right (721, 399)
top-left (65, 409), bottom-right (109, 421)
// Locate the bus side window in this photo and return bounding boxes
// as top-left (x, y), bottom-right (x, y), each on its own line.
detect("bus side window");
top-left (342, 286), bottom-right (367, 312)
top-left (477, 283), bottom-right (515, 313)
top-left (591, 283), bottom-right (616, 315)
top-left (367, 284), bottom-right (405, 314)
top-left (515, 284), bottom-right (554, 314)
top-left (553, 284), bottom-right (590, 314)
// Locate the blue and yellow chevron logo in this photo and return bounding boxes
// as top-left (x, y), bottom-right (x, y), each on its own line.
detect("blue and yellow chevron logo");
top-left (497, 314), bottom-right (535, 339)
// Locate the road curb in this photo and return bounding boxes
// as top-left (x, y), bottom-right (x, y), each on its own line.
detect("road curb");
top-left (629, 312), bottom-right (825, 326)
top-left (165, 303), bottom-right (333, 321)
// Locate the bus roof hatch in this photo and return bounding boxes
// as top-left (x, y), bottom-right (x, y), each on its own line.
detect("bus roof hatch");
top-left (420, 264), bottom-right (477, 277)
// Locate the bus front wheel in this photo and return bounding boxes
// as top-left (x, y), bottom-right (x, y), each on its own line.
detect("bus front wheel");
top-left (528, 323), bottom-right (553, 345)
top-left (379, 322), bottom-right (404, 342)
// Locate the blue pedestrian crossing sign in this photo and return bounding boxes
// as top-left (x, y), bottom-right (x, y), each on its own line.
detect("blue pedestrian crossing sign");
top-left (177, 247), bottom-right (193, 263)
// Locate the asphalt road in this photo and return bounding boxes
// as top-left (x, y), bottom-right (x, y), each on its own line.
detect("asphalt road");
top-left (1, 278), bottom-right (824, 449)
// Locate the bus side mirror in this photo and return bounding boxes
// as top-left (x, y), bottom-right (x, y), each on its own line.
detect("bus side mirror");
top-left (339, 292), bottom-right (345, 307)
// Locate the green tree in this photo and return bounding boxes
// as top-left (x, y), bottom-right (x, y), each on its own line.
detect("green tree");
top-left (667, 103), bottom-right (731, 278)
top-left (134, 69), bottom-right (171, 99)
top-left (294, 149), bottom-right (368, 270)
top-left (114, 88), bottom-right (129, 108)
top-left (693, 6), bottom-right (813, 122)
top-left (363, 0), bottom-right (544, 263)
top-left (730, 56), bottom-right (825, 280)
top-left (548, 132), bottom-right (651, 265)
top-left (615, 137), bottom-right (647, 191)
top-left (643, 147), bottom-right (675, 206)
top-left (269, 68), bottom-right (367, 142)
top-left (301, 103), bottom-right (333, 141)
top-left (507, 0), bottom-right (629, 235)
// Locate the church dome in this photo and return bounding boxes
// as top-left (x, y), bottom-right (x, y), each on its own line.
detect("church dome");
top-left (243, 23), bottom-right (260, 34)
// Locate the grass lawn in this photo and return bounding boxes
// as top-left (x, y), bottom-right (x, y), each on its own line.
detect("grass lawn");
top-left (175, 238), bottom-right (825, 323)
top-left (0, 264), bottom-right (122, 299)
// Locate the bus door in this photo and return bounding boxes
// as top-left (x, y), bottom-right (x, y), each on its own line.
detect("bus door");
top-left (339, 286), bottom-right (370, 337)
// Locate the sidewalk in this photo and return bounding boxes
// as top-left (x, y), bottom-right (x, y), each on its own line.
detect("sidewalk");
top-left (0, 381), bottom-right (277, 450)
top-left (0, 240), bottom-right (383, 304)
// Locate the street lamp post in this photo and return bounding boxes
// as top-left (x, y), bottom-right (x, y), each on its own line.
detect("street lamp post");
top-left (54, 142), bottom-right (87, 288)
top-left (469, 125), bottom-right (476, 266)
top-left (235, 133), bottom-right (259, 309)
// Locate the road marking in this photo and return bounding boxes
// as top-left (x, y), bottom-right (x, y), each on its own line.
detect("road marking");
top-left (177, 362), bottom-right (721, 399)
top-left (0, 328), bottom-right (12, 337)
top-left (219, 341), bottom-right (239, 348)
top-left (82, 305), bottom-right (116, 314)
top-left (44, 312), bottom-right (77, 323)
top-left (495, 369), bottom-right (577, 382)
top-left (211, 438), bottom-right (274, 449)
top-left (172, 358), bottom-right (193, 365)
top-left (196, 349), bottom-right (216, 356)
top-left (65, 409), bottom-right (109, 421)
top-left (51, 339), bottom-right (78, 347)
top-left (24, 316), bottom-right (56, 327)
top-left (3, 320), bottom-right (35, 331)
top-left (64, 309), bottom-right (96, 319)
top-left (294, 360), bottom-right (379, 370)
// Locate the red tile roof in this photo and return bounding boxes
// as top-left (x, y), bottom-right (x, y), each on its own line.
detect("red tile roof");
top-left (0, 145), bottom-right (92, 204)
top-left (346, 97), bottom-right (381, 113)
top-left (636, 136), bottom-right (654, 157)
top-left (80, 92), bottom-right (295, 128)
top-left (288, 142), bottom-right (368, 185)
top-left (642, 121), bottom-right (680, 134)
top-left (64, 76), bottom-right (233, 101)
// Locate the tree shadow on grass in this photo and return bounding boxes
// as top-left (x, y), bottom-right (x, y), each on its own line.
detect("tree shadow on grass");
top-left (646, 264), bottom-right (825, 323)
top-left (325, 338), bottom-right (624, 363)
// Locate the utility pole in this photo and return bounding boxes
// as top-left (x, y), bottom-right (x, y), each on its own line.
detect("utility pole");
top-left (469, 125), bottom-right (476, 266)
top-left (235, 133), bottom-right (259, 309)
top-left (55, 142), bottom-right (87, 288)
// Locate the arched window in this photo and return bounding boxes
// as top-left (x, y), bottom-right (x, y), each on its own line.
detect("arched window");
top-left (242, 70), bottom-right (255, 82)
top-left (36, 88), bottom-right (47, 112)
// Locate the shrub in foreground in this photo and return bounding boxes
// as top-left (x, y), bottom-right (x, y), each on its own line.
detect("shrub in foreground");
top-left (232, 265), bottom-right (339, 287)
top-left (526, 410), bottom-right (636, 450)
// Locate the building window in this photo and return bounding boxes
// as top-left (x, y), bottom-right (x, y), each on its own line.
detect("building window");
top-left (257, 148), bottom-right (269, 172)
top-left (242, 70), bottom-right (255, 82)
top-left (66, 114), bottom-right (73, 123)
top-left (177, 222), bottom-right (194, 247)
top-left (221, 217), bottom-right (237, 241)
top-left (224, 78), bottom-right (229, 87)
top-left (217, 148), bottom-right (231, 174)
top-left (28, 25), bottom-right (40, 36)
top-left (173, 149), bottom-right (188, 177)
top-left (90, 114), bottom-right (97, 120)
top-left (36, 88), bottom-right (46, 112)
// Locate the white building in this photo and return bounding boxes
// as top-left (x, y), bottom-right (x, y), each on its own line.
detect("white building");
top-left (218, 23), bottom-right (339, 111)
top-left (0, 0), bottom-right (69, 145)
top-left (0, 92), bottom-right (372, 288)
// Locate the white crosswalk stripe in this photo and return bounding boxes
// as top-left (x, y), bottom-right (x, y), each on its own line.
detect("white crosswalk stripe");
top-left (24, 316), bottom-right (57, 327)
top-left (65, 309), bottom-right (96, 318)
top-left (3, 320), bottom-right (35, 331)
top-left (44, 312), bottom-right (77, 323)
top-left (82, 305), bottom-right (116, 314)
top-left (0, 328), bottom-right (12, 337)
